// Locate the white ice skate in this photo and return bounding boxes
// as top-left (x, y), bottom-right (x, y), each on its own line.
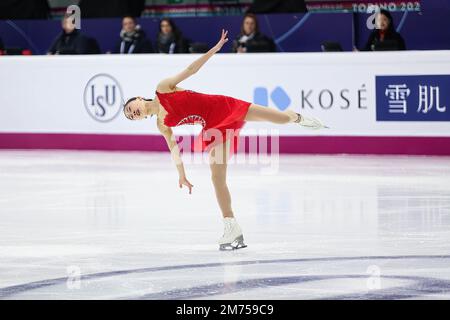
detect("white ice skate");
top-left (295, 113), bottom-right (330, 130)
top-left (218, 217), bottom-right (247, 251)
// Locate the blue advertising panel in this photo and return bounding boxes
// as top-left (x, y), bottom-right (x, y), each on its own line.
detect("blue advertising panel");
top-left (376, 75), bottom-right (450, 121)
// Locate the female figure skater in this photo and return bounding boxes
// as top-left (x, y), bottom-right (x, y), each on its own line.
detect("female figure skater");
top-left (123, 29), bottom-right (328, 250)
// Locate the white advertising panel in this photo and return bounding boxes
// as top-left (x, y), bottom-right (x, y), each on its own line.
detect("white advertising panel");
top-left (1, 51), bottom-right (449, 137)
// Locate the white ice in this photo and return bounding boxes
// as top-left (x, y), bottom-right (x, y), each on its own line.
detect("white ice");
top-left (1, 150), bottom-right (450, 299)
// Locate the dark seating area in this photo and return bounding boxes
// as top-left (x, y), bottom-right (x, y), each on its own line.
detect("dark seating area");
top-left (0, 0), bottom-right (449, 55)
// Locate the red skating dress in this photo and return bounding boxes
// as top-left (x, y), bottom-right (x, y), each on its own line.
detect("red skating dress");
top-left (155, 89), bottom-right (252, 155)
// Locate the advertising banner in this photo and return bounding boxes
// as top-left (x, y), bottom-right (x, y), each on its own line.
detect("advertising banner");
top-left (0, 51), bottom-right (449, 154)
top-left (306, 0), bottom-right (421, 12)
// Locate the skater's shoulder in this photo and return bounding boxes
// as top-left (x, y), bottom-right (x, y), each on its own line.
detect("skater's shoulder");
top-left (155, 83), bottom-right (186, 95)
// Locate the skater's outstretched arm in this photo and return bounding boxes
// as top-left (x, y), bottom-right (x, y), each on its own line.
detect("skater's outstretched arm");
top-left (157, 119), bottom-right (194, 194)
top-left (157, 29), bottom-right (229, 91)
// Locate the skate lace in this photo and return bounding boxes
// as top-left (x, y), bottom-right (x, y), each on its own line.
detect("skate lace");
top-left (223, 222), bottom-right (233, 236)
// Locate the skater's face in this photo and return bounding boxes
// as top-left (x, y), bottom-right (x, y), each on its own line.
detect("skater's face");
top-left (243, 16), bottom-right (256, 35)
top-left (376, 13), bottom-right (390, 31)
top-left (124, 97), bottom-right (146, 120)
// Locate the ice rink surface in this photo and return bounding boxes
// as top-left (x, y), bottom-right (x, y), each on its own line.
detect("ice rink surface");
top-left (1, 150), bottom-right (450, 300)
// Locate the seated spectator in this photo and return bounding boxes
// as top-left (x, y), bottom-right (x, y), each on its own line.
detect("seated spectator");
top-left (113, 16), bottom-right (154, 54)
top-left (363, 9), bottom-right (406, 51)
top-left (156, 18), bottom-right (189, 54)
top-left (48, 15), bottom-right (89, 55)
top-left (231, 13), bottom-right (276, 53)
top-left (0, 36), bottom-right (4, 51)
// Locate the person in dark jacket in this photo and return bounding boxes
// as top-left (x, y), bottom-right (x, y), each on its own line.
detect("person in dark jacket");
top-left (363, 9), bottom-right (406, 51)
top-left (0, 37), bottom-right (4, 51)
top-left (113, 16), bottom-right (153, 54)
top-left (48, 15), bottom-right (89, 55)
top-left (231, 13), bottom-right (276, 53)
top-left (156, 18), bottom-right (189, 54)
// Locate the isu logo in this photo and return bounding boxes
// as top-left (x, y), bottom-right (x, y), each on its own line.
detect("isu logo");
top-left (83, 74), bottom-right (124, 122)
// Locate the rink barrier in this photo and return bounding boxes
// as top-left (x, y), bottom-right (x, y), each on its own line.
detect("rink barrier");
top-left (0, 133), bottom-right (449, 155)
top-left (1, 52), bottom-right (450, 155)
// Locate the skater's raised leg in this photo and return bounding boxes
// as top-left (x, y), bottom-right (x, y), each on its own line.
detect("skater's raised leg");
top-left (244, 103), bottom-right (329, 129)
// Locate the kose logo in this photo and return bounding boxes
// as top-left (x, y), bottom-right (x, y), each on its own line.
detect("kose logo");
top-left (84, 74), bottom-right (124, 122)
top-left (254, 86), bottom-right (368, 110)
top-left (254, 86), bottom-right (291, 111)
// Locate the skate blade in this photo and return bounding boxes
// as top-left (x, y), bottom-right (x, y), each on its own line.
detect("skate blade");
top-left (300, 124), bottom-right (329, 130)
top-left (313, 125), bottom-right (331, 130)
top-left (219, 235), bottom-right (247, 251)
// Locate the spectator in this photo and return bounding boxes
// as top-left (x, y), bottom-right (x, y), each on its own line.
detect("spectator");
top-left (48, 15), bottom-right (90, 55)
top-left (0, 37), bottom-right (4, 51)
top-left (231, 13), bottom-right (276, 53)
top-left (363, 9), bottom-right (406, 51)
top-left (156, 18), bottom-right (189, 54)
top-left (113, 16), bottom-right (154, 54)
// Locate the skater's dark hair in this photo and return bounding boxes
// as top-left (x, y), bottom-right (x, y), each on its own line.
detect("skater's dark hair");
top-left (123, 97), bottom-right (153, 120)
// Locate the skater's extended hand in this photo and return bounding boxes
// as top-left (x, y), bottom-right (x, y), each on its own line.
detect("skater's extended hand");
top-left (179, 176), bottom-right (194, 194)
top-left (212, 29), bottom-right (229, 53)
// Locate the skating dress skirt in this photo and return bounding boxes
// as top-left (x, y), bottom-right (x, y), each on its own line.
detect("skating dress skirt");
top-left (155, 90), bottom-right (252, 155)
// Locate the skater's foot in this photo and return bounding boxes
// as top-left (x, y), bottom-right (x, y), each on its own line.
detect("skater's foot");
top-left (295, 113), bottom-right (330, 130)
top-left (218, 217), bottom-right (247, 251)
top-left (219, 235), bottom-right (247, 251)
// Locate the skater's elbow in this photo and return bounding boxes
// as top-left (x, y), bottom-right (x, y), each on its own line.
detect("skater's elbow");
top-left (186, 66), bottom-right (197, 74)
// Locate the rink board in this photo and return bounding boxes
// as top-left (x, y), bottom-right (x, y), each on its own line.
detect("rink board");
top-left (0, 51), bottom-right (449, 154)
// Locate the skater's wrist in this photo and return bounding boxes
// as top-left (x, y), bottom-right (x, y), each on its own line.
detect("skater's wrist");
top-left (175, 162), bottom-right (185, 177)
top-left (211, 45), bottom-right (220, 54)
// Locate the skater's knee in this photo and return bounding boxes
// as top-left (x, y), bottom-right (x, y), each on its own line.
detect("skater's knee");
top-left (210, 162), bottom-right (227, 185)
top-left (211, 171), bottom-right (226, 186)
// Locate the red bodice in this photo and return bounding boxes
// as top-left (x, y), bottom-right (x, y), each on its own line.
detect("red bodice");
top-left (155, 89), bottom-right (252, 154)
